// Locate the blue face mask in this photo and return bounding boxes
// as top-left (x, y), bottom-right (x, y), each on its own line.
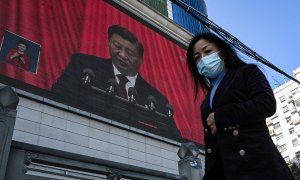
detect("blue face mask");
top-left (196, 51), bottom-right (225, 79)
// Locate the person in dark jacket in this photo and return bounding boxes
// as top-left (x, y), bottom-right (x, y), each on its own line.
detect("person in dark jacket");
top-left (186, 32), bottom-right (295, 180)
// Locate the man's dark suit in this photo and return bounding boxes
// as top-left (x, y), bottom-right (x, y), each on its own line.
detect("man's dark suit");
top-left (201, 64), bottom-right (294, 180)
top-left (51, 53), bottom-right (169, 114)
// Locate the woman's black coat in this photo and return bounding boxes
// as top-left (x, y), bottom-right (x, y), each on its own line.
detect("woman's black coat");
top-left (201, 64), bottom-right (295, 180)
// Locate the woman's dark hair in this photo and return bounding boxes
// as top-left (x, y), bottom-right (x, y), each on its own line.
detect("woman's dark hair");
top-left (186, 32), bottom-right (246, 100)
top-left (17, 40), bottom-right (28, 49)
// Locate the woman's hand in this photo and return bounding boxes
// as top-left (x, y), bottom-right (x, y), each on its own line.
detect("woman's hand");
top-left (207, 112), bottom-right (217, 134)
top-left (10, 51), bottom-right (19, 59)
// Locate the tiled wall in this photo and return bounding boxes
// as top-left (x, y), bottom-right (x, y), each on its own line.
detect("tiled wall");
top-left (13, 96), bottom-right (181, 174)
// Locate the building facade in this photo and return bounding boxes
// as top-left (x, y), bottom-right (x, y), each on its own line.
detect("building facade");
top-left (267, 67), bottom-right (300, 165)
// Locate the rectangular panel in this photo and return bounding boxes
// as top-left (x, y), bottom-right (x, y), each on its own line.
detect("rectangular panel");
top-left (0, 0), bottom-right (205, 144)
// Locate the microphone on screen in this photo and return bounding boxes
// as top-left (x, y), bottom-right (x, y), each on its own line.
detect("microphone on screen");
top-left (146, 95), bottom-right (157, 112)
top-left (165, 103), bottom-right (174, 118)
top-left (128, 87), bottom-right (138, 104)
top-left (81, 68), bottom-right (95, 87)
top-left (106, 78), bottom-right (118, 96)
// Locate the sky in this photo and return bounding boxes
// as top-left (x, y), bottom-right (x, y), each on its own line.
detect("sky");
top-left (204, 1), bottom-right (300, 89)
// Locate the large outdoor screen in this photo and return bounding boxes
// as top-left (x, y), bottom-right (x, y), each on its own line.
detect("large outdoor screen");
top-left (0, 0), bottom-right (205, 144)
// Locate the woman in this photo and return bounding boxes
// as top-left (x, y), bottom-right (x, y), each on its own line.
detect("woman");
top-left (5, 40), bottom-right (31, 70)
top-left (186, 32), bottom-right (295, 180)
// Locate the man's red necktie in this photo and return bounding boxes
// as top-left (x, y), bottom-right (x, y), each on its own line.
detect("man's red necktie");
top-left (117, 74), bottom-right (129, 99)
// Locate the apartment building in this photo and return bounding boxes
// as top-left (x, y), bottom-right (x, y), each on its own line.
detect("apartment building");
top-left (267, 67), bottom-right (300, 164)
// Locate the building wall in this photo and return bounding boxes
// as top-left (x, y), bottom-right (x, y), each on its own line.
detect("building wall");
top-left (139, 0), bottom-right (168, 16)
top-left (12, 95), bottom-right (183, 174)
top-left (171, 0), bottom-right (208, 35)
top-left (267, 67), bottom-right (300, 164)
top-left (135, 0), bottom-right (208, 35)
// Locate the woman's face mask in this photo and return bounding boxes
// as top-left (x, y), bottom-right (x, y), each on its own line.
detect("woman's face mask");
top-left (196, 51), bottom-right (225, 79)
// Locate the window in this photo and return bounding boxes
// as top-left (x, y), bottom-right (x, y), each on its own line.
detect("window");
top-left (286, 116), bottom-right (292, 123)
top-left (271, 113), bottom-right (278, 119)
top-left (284, 156), bottom-right (290, 163)
top-left (292, 88), bottom-right (300, 96)
top-left (266, 120), bottom-right (272, 126)
top-left (278, 144), bottom-right (287, 152)
top-left (279, 95), bottom-right (286, 102)
top-left (296, 151), bottom-right (300, 162)
top-left (276, 133), bottom-right (283, 141)
top-left (292, 139), bottom-right (299, 146)
top-left (274, 122), bottom-right (281, 129)
top-left (282, 106), bottom-right (289, 113)
top-left (295, 98), bottom-right (300, 107)
top-left (289, 127), bottom-right (295, 134)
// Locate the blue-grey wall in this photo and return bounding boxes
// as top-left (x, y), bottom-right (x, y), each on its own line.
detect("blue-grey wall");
top-left (172, 0), bottom-right (208, 34)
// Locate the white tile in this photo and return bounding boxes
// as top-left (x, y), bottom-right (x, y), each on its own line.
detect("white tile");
top-left (109, 134), bottom-right (128, 147)
top-left (12, 130), bottom-right (39, 145)
top-left (162, 158), bottom-right (178, 170)
top-left (146, 144), bottom-right (161, 156)
top-left (145, 138), bottom-right (161, 147)
top-left (110, 126), bottom-right (128, 138)
top-left (66, 120), bottom-right (89, 136)
top-left (65, 131), bottom-right (89, 147)
top-left (66, 113), bottom-right (90, 126)
top-left (146, 154), bottom-right (162, 166)
top-left (88, 149), bottom-right (109, 160)
top-left (128, 159), bottom-right (146, 169)
top-left (38, 136), bottom-right (65, 151)
top-left (160, 142), bottom-right (179, 152)
top-left (64, 143), bottom-right (90, 156)
top-left (41, 113), bottom-right (67, 130)
top-left (89, 138), bottom-right (110, 153)
top-left (161, 149), bottom-right (180, 161)
top-left (128, 131), bottom-right (145, 143)
top-left (109, 154), bottom-right (128, 165)
top-left (109, 144), bottom-right (128, 157)
top-left (43, 106), bottom-right (68, 119)
top-left (129, 149), bottom-right (146, 162)
top-left (14, 118), bottom-right (40, 134)
top-left (39, 124), bottom-right (65, 141)
top-left (128, 139), bottom-right (145, 152)
top-left (89, 120), bottom-right (110, 132)
top-left (88, 127), bottom-right (110, 141)
top-left (18, 97), bottom-right (44, 112)
top-left (17, 106), bottom-right (42, 123)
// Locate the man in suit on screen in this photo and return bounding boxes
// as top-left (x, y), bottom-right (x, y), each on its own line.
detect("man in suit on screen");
top-left (52, 25), bottom-right (169, 114)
